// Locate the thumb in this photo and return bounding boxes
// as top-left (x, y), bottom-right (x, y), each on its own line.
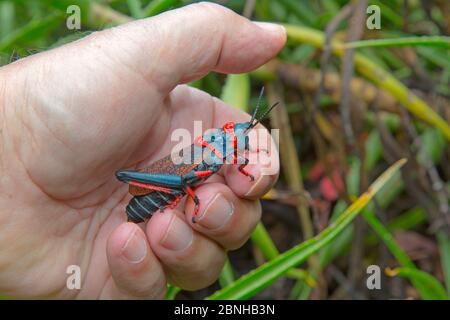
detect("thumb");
top-left (105, 222), bottom-right (167, 299)
top-left (127, 2), bottom-right (287, 92)
top-left (9, 2), bottom-right (286, 99)
top-left (13, 2), bottom-right (286, 97)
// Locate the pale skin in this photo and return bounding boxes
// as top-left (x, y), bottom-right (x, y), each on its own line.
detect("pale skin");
top-left (0, 3), bottom-right (285, 299)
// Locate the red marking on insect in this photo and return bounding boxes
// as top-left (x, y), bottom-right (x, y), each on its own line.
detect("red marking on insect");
top-left (167, 195), bottom-right (183, 210)
top-left (129, 181), bottom-right (172, 193)
top-left (195, 136), bottom-right (223, 159)
top-left (184, 185), bottom-right (200, 220)
top-left (223, 121), bottom-right (235, 133)
top-left (129, 155), bottom-right (198, 196)
top-left (222, 121), bottom-right (239, 164)
top-left (195, 170), bottom-right (214, 178)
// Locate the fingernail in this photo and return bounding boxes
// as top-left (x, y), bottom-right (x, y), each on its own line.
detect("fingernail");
top-left (197, 193), bottom-right (234, 230)
top-left (254, 21), bottom-right (286, 36)
top-left (245, 174), bottom-right (265, 197)
top-left (160, 215), bottom-right (193, 251)
top-left (242, 164), bottom-right (262, 197)
top-left (121, 229), bottom-right (147, 264)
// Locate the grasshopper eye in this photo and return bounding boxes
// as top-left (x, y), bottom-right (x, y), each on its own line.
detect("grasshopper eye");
top-left (210, 135), bottom-right (215, 142)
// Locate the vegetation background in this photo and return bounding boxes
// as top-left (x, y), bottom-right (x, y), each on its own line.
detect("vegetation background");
top-left (1, 0), bottom-right (449, 300)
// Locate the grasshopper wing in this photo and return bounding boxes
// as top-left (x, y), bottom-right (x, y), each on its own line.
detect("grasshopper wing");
top-left (129, 144), bottom-right (203, 196)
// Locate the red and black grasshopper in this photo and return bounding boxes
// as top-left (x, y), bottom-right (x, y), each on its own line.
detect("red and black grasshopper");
top-left (116, 88), bottom-right (278, 224)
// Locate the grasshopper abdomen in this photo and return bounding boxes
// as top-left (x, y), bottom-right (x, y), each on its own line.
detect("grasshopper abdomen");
top-left (126, 189), bottom-right (185, 223)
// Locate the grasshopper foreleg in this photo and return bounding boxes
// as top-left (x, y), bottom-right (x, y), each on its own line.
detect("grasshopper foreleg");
top-left (238, 158), bottom-right (255, 181)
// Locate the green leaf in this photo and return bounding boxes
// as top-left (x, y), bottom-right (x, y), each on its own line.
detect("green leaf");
top-left (0, 12), bottom-right (63, 52)
top-left (345, 36), bottom-right (450, 49)
top-left (289, 44), bottom-right (315, 63)
top-left (346, 156), bottom-right (361, 197)
top-left (365, 131), bottom-right (383, 171)
top-left (219, 260), bottom-right (235, 288)
top-left (207, 159), bottom-right (406, 299)
top-left (0, 1), bottom-right (15, 40)
top-left (49, 31), bottom-right (92, 49)
top-left (363, 210), bottom-right (447, 300)
top-left (363, 210), bottom-right (414, 267)
top-left (221, 74), bottom-right (250, 112)
top-left (251, 222), bottom-right (316, 286)
top-left (127, 0), bottom-right (144, 19)
top-left (250, 223), bottom-right (279, 259)
top-left (437, 232), bottom-right (450, 297)
top-left (417, 47), bottom-right (450, 70)
top-left (165, 284), bottom-right (181, 300)
top-left (370, 0), bottom-right (403, 27)
top-left (387, 207), bottom-right (427, 231)
top-left (289, 280), bottom-right (312, 300)
top-left (278, 0), bottom-right (315, 26)
top-left (143, 0), bottom-right (179, 17)
top-left (418, 128), bottom-right (446, 165)
top-left (386, 267), bottom-right (448, 300)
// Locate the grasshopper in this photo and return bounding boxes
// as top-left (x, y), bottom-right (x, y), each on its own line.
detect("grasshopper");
top-left (116, 88), bottom-right (278, 223)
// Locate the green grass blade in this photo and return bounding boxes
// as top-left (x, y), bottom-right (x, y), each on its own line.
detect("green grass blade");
top-left (127, 0), bottom-right (144, 19)
top-left (370, 0), bottom-right (403, 27)
top-left (143, 0), bottom-right (178, 17)
top-left (365, 131), bottom-right (383, 171)
top-left (345, 36), bottom-right (450, 49)
top-left (250, 223), bottom-right (279, 259)
top-left (0, 1), bottom-right (15, 40)
top-left (362, 210), bottom-right (414, 268)
top-left (437, 232), bottom-right (450, 297)
top-left (387, 207), bottom-right (427, 231)
top-left (363, 210), bottom-right (447, 300)
top-left (165, 284), bottom-right (181, 300)
top-left (417, 47), bottom-right (450, 70)
top-left (0, 12), bottom-right (62, 52)
top-left (221, 73), bottom-right (250, 112)
top-left (251, 223), bottom-right (315, 285)
top-left (207, 159), bottom-right (406, 300)
top-left (319, 201), bottom-right (353, 267)
top-left (386, 267), bottom-right (448, 300)
top-left (418, 128), bottom-right (446, 165)
top-left (219, 260), bottom-right (235, 288)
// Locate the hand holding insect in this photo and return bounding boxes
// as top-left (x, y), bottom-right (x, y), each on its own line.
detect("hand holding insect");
top-left (0, 3), bottom-right (285, 299)
top-left (116, 87), bottom-right (279, 224)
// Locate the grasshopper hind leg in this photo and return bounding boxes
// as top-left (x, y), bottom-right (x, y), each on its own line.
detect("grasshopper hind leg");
top-left (238, 158), bottom-right (255, 181)
top-left (183, 186), bottom-right (200, 223)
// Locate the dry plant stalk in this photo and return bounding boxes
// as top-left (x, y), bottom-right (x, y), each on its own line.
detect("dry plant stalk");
top-left (266, 83), bottom-right (326, 297)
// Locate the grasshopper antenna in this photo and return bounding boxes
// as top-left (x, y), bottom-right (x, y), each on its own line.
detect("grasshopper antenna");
top-left (247, 101), bottom-right (279, 131)
top-left (249, 87), bottom-right (265, 127)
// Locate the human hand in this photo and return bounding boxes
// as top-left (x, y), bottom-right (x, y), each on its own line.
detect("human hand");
top-left (0, 3), bottom-right (285, 299)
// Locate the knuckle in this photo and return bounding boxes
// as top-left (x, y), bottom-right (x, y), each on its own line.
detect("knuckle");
top-left (221, 201), bottom-right (262, 250)
top-left (169, 250), bottom-right (226, 291)
top-left (119, 279), bottom-right (166, 299)
top-left (190, 2), bottom-right (234, 21)
top-left (136, 281), bottom-right (166, 299)
top-left (192, 2), bottom-right (226, 12)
